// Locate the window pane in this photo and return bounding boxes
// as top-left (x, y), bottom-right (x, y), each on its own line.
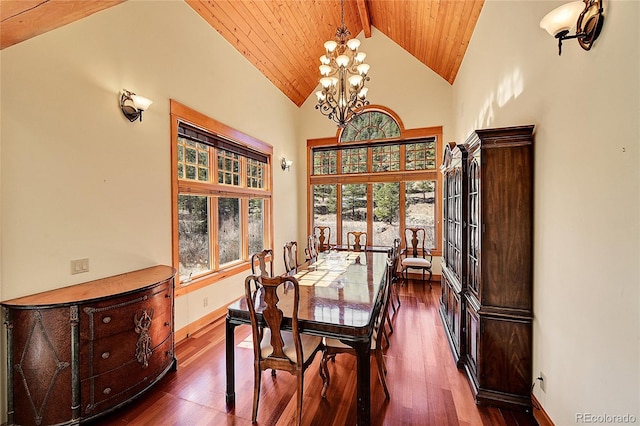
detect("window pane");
top-left (342, 147), bottom-right (367, 174)
top-left (178, 194), bottom-right (211, 282)
top-left (373, 182), bottom-right (400, 246)
top-left (218, 149), bottom-right (241, 186)
top-left (178, 136), bottom-right (210, 182)
top-left (313, 184), bottom-right (337, 248)
top-left (313, 150), bottom-right (337, 175)
top-left (372, 145), bottom-right (400, 172)
top-left (405, 180), bottom-right (436, 248)
top-left (247, 159), bottom-right (265, 189)
top-left (341, 183), bottom-right (367, 243)
top-left (218, 197), bottom-right (240, 265)
top-left (249, 198), bottom-right (264, 255)
top-left (405, 141), bottom-right (437, 170)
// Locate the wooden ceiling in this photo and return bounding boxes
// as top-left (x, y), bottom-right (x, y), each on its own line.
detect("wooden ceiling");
top-left (1, 0), bottom-right (484, 107)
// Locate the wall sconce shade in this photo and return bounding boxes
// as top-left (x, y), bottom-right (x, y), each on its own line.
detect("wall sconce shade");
top-left (281, 157), bottom-right (293, 171)
top-left (120, 89), bottom-right (152, 122)
top-left (540, 0), bottom-right (604, 55)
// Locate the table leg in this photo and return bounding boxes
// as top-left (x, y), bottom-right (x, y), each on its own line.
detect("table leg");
top-left (225, 318), bottom-right (236, 407)
top-left (353, 340), bottom-right (371, 425)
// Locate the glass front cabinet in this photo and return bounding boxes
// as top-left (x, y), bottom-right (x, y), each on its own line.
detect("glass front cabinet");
top-left (440, 125), bottom-right (534, 410)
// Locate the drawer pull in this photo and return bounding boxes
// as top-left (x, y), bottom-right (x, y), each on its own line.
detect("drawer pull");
top-left (102, 316), bottom-right (112, 324)
top-left (165, 294), bottom-right (171, 298)
top-left (103, 387), bottom-right (111, 395)
top-left (164, 322), bottom-right (170, 327)
top-left (102, 352), bottom-right (110, 359)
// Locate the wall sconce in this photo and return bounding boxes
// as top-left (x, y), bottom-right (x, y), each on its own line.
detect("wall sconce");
top-left (120, 89), bottom-right (153, 122)
top-left (540, 0), bottom-right (604, 55)
top-left (281, 157), bottom-right (293, 171)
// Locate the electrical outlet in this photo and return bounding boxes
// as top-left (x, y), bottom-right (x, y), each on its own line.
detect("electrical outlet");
top-left (71, 258), bottom-right (89, 275)
top-left (539, 371), bottom-right (547, 392)
top-left (203, 297), bottom-right (209, 308)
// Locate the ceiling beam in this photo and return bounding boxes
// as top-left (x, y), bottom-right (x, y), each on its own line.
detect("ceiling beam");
top-left (356, 0), bottom-right (371, 38)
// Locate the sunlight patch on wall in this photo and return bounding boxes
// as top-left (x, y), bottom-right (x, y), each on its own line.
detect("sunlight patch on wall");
top-left (472, 67), bottom-right (524, 132)
top-left (497, 67), bottom-right (524, 108)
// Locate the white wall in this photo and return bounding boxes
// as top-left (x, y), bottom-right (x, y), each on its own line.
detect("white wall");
top-left (453, 1), bottom-right (640, 424)
top-left (0, 2), bottom-right (301, 421)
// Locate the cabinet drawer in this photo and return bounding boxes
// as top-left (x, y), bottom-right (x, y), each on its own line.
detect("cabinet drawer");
top-left (81, 335), bottom-right (174, 417)
top-left (80, 309), bottom-right (172, 379)
top-left (80, 280), bottom-right (172, 340)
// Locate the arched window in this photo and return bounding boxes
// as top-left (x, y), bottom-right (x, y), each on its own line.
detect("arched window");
top-left (307, 106), bottom-right (442, 253)
top-left (340, 110), bottom-right (401, 142)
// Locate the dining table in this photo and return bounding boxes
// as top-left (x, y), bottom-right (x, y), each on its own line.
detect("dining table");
top-left (225, 249), bottom-right (390, 425)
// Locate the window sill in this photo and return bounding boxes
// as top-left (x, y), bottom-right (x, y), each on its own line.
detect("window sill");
top-left (175, 262), bottom-right (252, 297)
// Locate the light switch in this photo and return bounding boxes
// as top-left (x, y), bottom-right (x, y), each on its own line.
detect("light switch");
top-left (71, 258), bottom-right (89, 274)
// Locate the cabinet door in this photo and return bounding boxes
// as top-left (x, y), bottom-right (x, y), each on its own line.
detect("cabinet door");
top-left (478, 316), bottom-right (532, 398)
top-left (440, 272), bottom-right (450, 319)
top-left (6, 307), bottom-right (74, 426)
top-left (451, 291), bottom-right (461, 353)
top-left (466, 303), bottom-right (479, 383)
top-left (467, 157), bottom-right (480, 299)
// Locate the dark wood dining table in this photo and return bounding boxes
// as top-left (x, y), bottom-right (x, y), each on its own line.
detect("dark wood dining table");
top-left (225, 249), bottom-right (390, 425)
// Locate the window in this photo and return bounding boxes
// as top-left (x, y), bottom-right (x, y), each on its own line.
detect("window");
top-left (308, 108), bottom-right (442, 252)
top-left (171, 100), bottom-right (272, 291)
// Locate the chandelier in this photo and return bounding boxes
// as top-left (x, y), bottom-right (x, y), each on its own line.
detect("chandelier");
top-left (315, 0), bottom-right (370, 128)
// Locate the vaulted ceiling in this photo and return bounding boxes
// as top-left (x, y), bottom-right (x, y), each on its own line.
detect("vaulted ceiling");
top-left (1, 0), bottom-right (484, 107)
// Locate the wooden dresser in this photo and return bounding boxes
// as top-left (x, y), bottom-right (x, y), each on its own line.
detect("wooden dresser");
top-left (1, 265), bottom-right (177, 426)
top-left (440, 125), bottom-right (534, 410)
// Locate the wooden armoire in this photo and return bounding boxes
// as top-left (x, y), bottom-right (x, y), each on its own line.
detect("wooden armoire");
top-left (440, 125), bottom-right (534, 410)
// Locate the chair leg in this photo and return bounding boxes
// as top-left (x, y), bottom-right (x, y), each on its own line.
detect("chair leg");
top-left (296, 373), bottom-right (304, 426)
top-left (428, 270), bottom-right (432, 289)
top-left (320, 352), bottom-right (331, 398)
top-left (385, 308), bottom-right (394, 335)
top-left (375, 351), bottom-right (390, 399)
top-left (252, 366), bottom-right (261, 423)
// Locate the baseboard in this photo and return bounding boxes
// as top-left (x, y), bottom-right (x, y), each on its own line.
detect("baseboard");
top-left (532, 394), bottom-right (554, 426)
top-left (175, 302), bottom-right (233, 344)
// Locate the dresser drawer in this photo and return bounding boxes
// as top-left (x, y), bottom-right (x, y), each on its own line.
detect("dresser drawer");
top-left (80, 309), bottom-right (172, 379)
top-left (81, 335), bottom-right (174, 417)
top-left (80, 279), bottom-right (172, 340)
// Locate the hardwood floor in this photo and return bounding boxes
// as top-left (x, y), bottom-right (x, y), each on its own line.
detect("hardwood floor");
top-left (90, 280), bottom-right (539, 426)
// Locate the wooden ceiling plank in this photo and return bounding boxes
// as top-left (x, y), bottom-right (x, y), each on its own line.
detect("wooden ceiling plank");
top-left (425, 0), bottom-right (442, 69)
top-left (414, 0), bottom-right (430, 64)
top-left (186, 0), bottom-right (307, 105)
top-left (231, 0), bottom-right (308, 92)
top-left (434, 0), bottom-right (461, 81)
top-left (447, 0), bottom-right (484, 83)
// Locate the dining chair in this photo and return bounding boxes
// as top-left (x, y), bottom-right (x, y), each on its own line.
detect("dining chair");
top-left (244, 274), bottom-right (326, 425)
top-left (346, 231), bottom-right (367, 252)
top-left (401, 227), bottom-right (433, 289)
top-left (390, 238), bottom-right (402, 312)
top-left (313, 226), bottom-right (332, 252)
top-left (319, 259), bottom-right (393, 400)
top-left (283, 241), bottom-right (299, 274)
top-left (251, 249), bottom-right (274, 278)
top-left (304, 234), bottom-right (318, 263)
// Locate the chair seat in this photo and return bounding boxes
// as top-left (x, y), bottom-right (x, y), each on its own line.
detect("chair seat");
top-left (261, 328), bottom-right (322, 363)
top-left (401, 257), bottom-right (431, 268)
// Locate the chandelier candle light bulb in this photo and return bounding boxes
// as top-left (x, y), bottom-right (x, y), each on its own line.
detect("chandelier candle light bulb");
top-left (315, 0), bottom-right (370, 128)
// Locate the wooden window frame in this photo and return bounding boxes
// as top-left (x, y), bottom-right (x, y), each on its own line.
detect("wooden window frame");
top-left (170, 100), bottom-right (273, 296)
top-left (307, 106), bottom-right (443, 256)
